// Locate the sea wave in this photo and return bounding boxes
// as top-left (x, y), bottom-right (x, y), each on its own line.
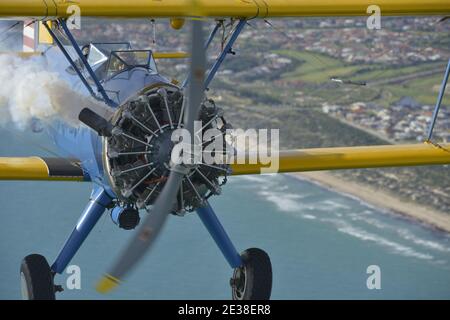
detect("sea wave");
top-left (396, 229), bottom-right (450, 253)
top-left (348, 214), bottom-right (450, 253)
top-left (257, 189), bottom-right (317, 220)
top-left (237, 173), bottom-right (450, 261)
top-left (321, 218), bottom-right (434, 261)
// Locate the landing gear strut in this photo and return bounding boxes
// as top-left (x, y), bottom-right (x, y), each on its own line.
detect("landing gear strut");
top-left (197, 203), bottom-right (273, 300)
top-left (20, 188), bottom-right (112, 300)
top-left (231, 248), bottom-right (272, 300)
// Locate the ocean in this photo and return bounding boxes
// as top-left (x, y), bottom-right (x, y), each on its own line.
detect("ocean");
top-left (0, 127), bottom-right (450, 299)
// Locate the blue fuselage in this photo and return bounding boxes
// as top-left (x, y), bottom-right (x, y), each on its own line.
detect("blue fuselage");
top-left (44, 46), bottom-right (171, 197)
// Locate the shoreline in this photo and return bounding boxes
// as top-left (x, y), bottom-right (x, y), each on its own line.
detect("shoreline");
top-left (289, 171), bottom-right (450, 234)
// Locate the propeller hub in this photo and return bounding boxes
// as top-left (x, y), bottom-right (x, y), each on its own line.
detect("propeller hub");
top-left (149, 129), bottom-right (176, 174)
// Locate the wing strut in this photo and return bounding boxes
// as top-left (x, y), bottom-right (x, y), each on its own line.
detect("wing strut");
top-left (182, 19), bottom-right (246, 89)
top-left (43, 20), bottom-right (116, 107)
top-left (426, 58), bottom-right (450, 141)
top-left (58, 20), bottom-right (117, 107)
top-left (42, 21), bottom-right (100, 103)
top-left (203, 19), bottom-right (246, 90)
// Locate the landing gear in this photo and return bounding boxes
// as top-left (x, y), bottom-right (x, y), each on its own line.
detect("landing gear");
top-left (20, 254), bottom-right (55, 300)
top-left (230, 248), bottom-right (272, 300)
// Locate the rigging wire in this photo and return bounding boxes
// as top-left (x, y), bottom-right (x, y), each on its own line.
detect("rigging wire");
top-left (0, 21), bottom-right (21, 39)
top-left (151, 19), bottom-right (156, 46)
top-left (263, 19), bottom-right (333, 70)
top-left (221, 19), bottom-right (237, 51)
top-left (0, 20), bottom-right (35, 46)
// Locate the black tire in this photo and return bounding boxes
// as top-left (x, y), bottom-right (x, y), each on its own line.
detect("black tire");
top-left (20, 254), bottom-right (55, 300)
top-left (231, 248), bottom-right (272, 300)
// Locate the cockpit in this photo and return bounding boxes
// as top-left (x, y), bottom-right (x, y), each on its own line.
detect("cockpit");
top-left (106, 50), bottom-right (158, 78)
top-left (67, 42), bottom-right (158, 81)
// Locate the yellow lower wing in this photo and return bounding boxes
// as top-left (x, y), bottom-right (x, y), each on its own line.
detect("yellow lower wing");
top-left (0, 157), bottom-right (85, 181)
top-left (1, 143), bottom-right (449, 181)
top-left (230, 142), bottom-right (450, 175)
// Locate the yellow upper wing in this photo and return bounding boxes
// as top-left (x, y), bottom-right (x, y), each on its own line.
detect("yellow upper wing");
top-left (0, 0), bottom-right (449, 19)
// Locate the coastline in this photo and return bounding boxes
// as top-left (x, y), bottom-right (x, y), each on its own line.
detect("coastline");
top-left (289, 171), bottom-right (450, 234)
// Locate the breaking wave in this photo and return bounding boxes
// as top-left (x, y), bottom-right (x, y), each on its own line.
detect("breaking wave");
top-left (322, 218), bottom-right (434, 260)
top-left (238, 174), bottom-right (450, 262)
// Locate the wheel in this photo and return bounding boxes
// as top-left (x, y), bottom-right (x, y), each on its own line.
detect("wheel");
top-left (20, 254), bottom-right (55, 300)
top-left (230, 248), bottom-right (272, 300)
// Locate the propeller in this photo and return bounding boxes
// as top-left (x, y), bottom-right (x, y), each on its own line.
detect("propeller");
top-left (95, 19), bottom-right (206, 293)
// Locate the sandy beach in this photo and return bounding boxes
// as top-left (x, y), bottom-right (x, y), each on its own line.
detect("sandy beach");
top-left (290, 171), bottom-right (450, 233)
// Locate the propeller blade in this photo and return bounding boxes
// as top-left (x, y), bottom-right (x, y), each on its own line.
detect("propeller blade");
top-left (96, 19), bottom-right (206, 294)
top-left (184, 20), bottom-right (206, 134)
top-left (96, 170), bottom-right (184, 293)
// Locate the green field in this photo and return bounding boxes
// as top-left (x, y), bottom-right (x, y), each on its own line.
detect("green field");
top-left (274, 49), bottom-right (447, 106)
top-left (350, 62), bottom-right (444, 82)
top-left (384, 74), bottom-right (448, 105)
top-left (275, 50), bottom-right (350, 82)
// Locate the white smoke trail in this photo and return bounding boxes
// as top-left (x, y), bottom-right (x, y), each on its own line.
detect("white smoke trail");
top-left (0, 54), bottom-right (112, 130)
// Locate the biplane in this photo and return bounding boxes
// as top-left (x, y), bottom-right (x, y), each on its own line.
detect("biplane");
top-left (0, 0), bottom-right (450, 300)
